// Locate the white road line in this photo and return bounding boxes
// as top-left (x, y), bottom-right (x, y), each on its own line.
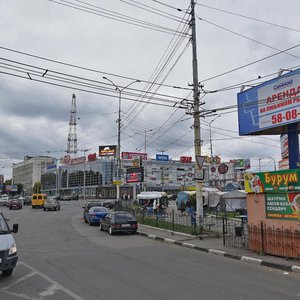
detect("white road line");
top-left (12, 262), bottom-right (85, 300)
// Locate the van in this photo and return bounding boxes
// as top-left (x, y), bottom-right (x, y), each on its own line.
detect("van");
top-left (31, 193), bottom-right (47, 208)
top-left (0, 211), bottom-right (18, 276)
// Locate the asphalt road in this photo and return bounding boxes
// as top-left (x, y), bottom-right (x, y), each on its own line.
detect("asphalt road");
top-left (0, 200), bottom-right (299, 300)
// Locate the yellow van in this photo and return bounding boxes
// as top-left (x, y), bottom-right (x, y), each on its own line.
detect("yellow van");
top-left (31, 194), bottom-right (47, 208)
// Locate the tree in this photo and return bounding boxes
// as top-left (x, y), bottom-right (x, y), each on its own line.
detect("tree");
top-left (17, 184), bottom-right (23, 195)
top-left (33, 182), bottom-right (42, 194)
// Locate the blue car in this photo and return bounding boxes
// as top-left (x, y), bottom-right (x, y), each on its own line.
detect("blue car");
top-left (85, 206), bottom-right (109, 226)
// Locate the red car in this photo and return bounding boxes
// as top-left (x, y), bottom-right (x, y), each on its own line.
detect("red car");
top-left (7, 199), bottom-right (22, 210)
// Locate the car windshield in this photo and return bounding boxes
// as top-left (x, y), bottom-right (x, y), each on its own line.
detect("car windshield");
top-left (114, 213), bottom-right (136, 221)
top-left (90, 207), bottom-right (108, 212)
top-left (0, 214), bottom-right (9, 233)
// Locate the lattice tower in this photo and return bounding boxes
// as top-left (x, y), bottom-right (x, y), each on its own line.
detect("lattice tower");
top-left (66, 94), bottom-right (78, 156)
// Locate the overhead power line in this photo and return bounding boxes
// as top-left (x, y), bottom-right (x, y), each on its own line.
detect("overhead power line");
top-left (199, 41), bottom-right (300, 83)
top-left (196, 3), bottom-right (300, 33)
top-left (48, 0), bottom-right (190, 37)
top-left (0, 46), bottom-right (191, 91)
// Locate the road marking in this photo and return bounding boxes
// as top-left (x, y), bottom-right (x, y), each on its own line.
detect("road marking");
top-left (0, 262), bottom-right (85, 300)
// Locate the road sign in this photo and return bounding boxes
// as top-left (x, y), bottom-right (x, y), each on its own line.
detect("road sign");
top-left (195, 155), bottom-right (206, 169)
top-left (194, 169), bottom-right (206, 182)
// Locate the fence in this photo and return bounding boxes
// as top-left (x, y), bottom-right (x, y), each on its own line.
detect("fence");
top-left (248, 223), bottom-right (300, 259)
top-left (117, 200), bottom-right (300, 259)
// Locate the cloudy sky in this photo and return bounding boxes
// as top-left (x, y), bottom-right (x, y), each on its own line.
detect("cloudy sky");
top-left (0, 0), bottom-right (299, 179)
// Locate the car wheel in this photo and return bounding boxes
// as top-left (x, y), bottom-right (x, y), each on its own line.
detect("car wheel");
top-left (99, 223), bottom-right (103, 231)
top-left (131, 230), bottom-right (137, 234)
top-left (43, 208), bottom-right (46, 211)
top-left (109, 226), bottom-right (114, 235)
top-left (2, 268), bottom-right (13, 276)
top-left (55, 207), bottom-right (57, 211)
top-left (84, 217), bottom-right (87, 223)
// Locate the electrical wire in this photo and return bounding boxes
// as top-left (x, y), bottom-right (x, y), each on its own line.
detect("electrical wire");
top-left (120, 0), bottom-right (186, 23)
top-left (48, 0), bottom-right (190, 37)
top-left (0, 46), bottom-right (192, 91)
top-left (196, 3), bottom-right (300, 33)
top-left (198, 16), bottom-right (300, 60)
top-left (199, 39), bottom-right (300, 83)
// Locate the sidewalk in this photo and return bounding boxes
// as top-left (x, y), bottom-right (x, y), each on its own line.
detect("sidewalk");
top-left (137, 223), bottom-right (300, 274)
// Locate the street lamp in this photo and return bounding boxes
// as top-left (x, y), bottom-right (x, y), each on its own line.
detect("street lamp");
top-left (103, 77), bottom-right (141, 200)
top-left (83, 148), bottom-right (91, 200)
top-left (134, 129), bottom-right (154, 153)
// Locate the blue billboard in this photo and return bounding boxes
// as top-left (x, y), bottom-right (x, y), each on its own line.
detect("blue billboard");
top-left (156, 154), bottom-right (169, 161)
top-left (237, 68), bottom-right (300, 135)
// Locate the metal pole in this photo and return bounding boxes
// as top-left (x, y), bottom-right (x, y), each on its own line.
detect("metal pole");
top-left (103, 77), bottom-right (140, 200)
top-left (83, 149), bottom-right (91, 200)
top-left (191, 0), bottom-right (203, 221)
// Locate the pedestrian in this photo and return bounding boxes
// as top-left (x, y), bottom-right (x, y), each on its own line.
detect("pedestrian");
top-left (180, 201), bottom-right (185, 216)
top-left (190, 206), bottom-right (196, 226)
top-left (153, 199), bottom-right (157, 215)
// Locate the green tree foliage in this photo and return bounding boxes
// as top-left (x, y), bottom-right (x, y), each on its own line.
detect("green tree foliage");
top-left (17, 184), bottom-right (23, 195)
top-left (190, 193), bottom-right (196, 209)
top-left (33, 182), bottom-right (42, 194)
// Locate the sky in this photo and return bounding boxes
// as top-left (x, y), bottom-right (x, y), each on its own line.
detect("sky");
top-left (0, 0), bottom-right (300, 179)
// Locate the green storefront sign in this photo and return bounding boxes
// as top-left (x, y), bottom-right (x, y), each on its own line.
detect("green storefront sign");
top-left (245, 169), bottom-right (300, 193)
top-left (265, 193), bottom-right (300, 220)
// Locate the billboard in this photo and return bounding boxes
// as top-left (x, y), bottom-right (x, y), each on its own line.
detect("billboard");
top-left (126, 167), bottom-right (144, 183)
top-left (156, 154), bottom-right (169, 161)
top-left (244, 170), bottom-right (300, 193)
top-left (280, 134), bottom-right (289, 159)
top-left (265, 193), bottom-right (300, 221)
top-left (237, 68), bottom-right (300, 135)
top-left (99, 145), bottom-right (117, 157)
top-left (122, 152), bottom-right (147, 160)
top-left (230, 158), bottom-right (251, 169)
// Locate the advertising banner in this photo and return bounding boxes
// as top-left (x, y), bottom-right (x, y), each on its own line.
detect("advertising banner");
top-left (230, 158), bottom-right (251, 169)
top-left (122, 152), bottom-right (147, 160)
top-left (99, 145), bottom-right (117, 157)
top-left (280, 134), bottom-right (289, 159)
top-left (265, 193), bottom-right (300, 220)
top-left (126, 167), bottom-right (144, 183)
top-left (244, 170), bottom-right (300, 193)
top-left (156, 154), bottom-right (169, 161)
top-left (237, 68), bottom-right (300, 135)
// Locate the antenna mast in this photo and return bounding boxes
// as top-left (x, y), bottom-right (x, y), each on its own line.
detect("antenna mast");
top-left (66, 93), bottom-right (78, 157)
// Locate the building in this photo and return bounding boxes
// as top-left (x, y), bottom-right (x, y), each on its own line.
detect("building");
top-left (12, 156), bottom-right (54, 196)
top-left (37, 154), bottom-right (248, 199)
top-left (41, 158), bottom-right (115, 198)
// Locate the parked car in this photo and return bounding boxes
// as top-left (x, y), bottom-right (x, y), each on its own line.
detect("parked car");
top-left (99, 211), bottom-right (138, 235)
top-left (0, 194), bottom-right (9, 206)
top-left (102, 200), bottom-right (115, 209)
top-left (0, 211), bottom-right (18, 276)
top-left (7, 199), bottom-right (22, 210)
top-left (82, 201), bottom-right (102, 222)
top-left (43, 198), bottom-right (61, 211)
top-left (85, 206), bottom-right (109, 226)
top-left (23, 196), bottom-right (32, 205)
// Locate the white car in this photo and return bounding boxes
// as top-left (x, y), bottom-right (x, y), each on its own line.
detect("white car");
top-left (0, 194), bottom-right (9, 206)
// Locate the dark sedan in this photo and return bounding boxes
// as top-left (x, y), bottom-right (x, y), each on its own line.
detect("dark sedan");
top-left (7, 199), bottom-right (22, 210)
top-left (99, 211), bottom-right (138, 235)
top-left (85, 207), bottom-right (109, 226)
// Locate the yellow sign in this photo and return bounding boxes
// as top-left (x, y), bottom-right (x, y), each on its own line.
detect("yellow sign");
top-left (113, 180), bottom-right (122, 186)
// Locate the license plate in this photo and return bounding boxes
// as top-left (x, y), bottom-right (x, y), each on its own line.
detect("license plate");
top-left (121, 224), bottom-right (130, 227)
top-left (0, 258), bottom-right (2, 263)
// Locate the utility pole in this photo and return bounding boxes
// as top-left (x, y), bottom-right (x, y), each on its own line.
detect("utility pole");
top-left (191, 0), bottom-right (203, 221)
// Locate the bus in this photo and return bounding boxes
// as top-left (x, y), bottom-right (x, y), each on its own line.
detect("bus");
top-left (136, 192), bottom-right (168, 207)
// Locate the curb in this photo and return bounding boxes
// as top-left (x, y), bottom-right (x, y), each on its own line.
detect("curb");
top-left (137, 230), bottom-right (300, 273)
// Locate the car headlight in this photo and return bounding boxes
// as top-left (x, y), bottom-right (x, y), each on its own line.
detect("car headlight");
top-left (8, 243), bottom-right (17, 255)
